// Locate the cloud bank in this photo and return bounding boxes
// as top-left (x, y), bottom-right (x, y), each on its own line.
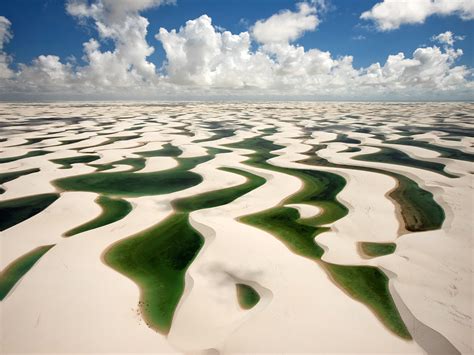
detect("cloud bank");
top-left (0, 1), bottom-right (472, 100)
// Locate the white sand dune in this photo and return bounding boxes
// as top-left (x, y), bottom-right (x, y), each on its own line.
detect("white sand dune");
top-left (0, 155), bottom-right (96, 201)
top-left (169, 161), bottom-right (423, 353)
top-left (0, 191), bottom-right (100, 270)
top-left (0, 197), bottom-right (180, 354)
top-left (140, 156), bottom-right (178, 173)
top-left (285, 203), bottom-right (322, 219)
top-left (302, 135), bottom-right (473, 354)
top-left (0, 102), bottom-right (472, 355)
top-left (0, 148), bottom-right (250, 353)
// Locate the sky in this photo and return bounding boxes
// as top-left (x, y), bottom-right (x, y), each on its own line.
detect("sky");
top-left (0, 0), bottom-right (473, 101)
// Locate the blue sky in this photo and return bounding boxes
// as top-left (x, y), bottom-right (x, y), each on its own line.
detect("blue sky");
top-left (1, 0), bottom-right (472, 70)
top-left (0, 0), bottom-right (472, 100)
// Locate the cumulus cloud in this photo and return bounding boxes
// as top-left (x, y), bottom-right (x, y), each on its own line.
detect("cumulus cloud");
top-left (0, 1), bottom-right (472, 100)
top-left (361, 45), bottom-right (468, 92)
top-left (0, 16), bottom-right (13, 79)
top-left (156, 15), bottom-right (273, 88)
top-left (0, 16), bottom-right (12, 49)
top-left (361, 0), bottom-right (474, 31)
top-left (65, 0), bottom-right (167, 87)
top-left (155, 15), bottom-right (470, 98)
top-left (252, 2), bottom-right (319, 44)
top-left (431, 30), bottom-right (465, 47)
top-left (0, 0), bottom-right (175, 97)
top-left (432, 30), bottom-right (455, 46)
top-left (14, 55), bottom-right (74, 92)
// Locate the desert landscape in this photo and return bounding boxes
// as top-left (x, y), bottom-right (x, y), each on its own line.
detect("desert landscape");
top-left (0, 102), bottom-right (472, 354)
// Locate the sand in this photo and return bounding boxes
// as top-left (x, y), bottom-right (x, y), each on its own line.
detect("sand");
top-left (0, 102), bottom-right (472, 354)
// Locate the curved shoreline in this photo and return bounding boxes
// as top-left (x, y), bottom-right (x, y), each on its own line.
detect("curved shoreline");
top-left (0, 244), bottom-right (55, 301)
top-left (227, 134), bottom-right (411, 339)
top-left (63, 195), bottom-right (132, 237)
top-left (297, 144), bottom-right (446, 233)
top-left (103, 166), bottom-right (268, 333)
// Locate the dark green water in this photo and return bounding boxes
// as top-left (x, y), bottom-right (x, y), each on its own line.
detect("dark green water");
top-left (64, 196), bottom-right (132, 237)
top-left (58, 137), bottom-right (90, 145)
top-left (328, 134), bottom-right (361, 144)
top-left (227, 135), bottom-right (411, 339)
top-left (341, 146), bottom-right (362, 153)
top-left (0, 193), bottom-right (60, 231)
top-left (136, 143), bottom-right (182, 158)
top-left (354, 146), bottom-right (458, 178)
top-left (236, 283), bottom-right (261, 309)
top-left (324, 263), bottom-right (408, 338)
top-left (91, 157), bottom-right (146, 173)
top-left (54, 169), bottom-right (202, 197)
top-left (104, 166), bottom-right (266, 333)
top-left (300, 147), bottom-right (445, 232)
top-left (193, 129), bottom-right (236, 143)
top-left (50, 155), bottom-right (100, 169)
top-left (0, 168), bottom-right (40, 194)
top-left (172, 167), bottom-right (266, 212)
top-left (360, 242), bottom-right (397, 257)
top-left (104, 213), bottom-right (203, 333)
top-left (53, 144), bottom-right (239, 197)
top-left (0, 150), bottom-right (50, 164)
top-left (15, 136), bottom-right (62, 146)
top-left (73, 134), bottom-right (140, 151)
top-left (386, 137), bottom-right (474, 162)
top-left (52, 159), bottom-right (203, 197)
top-left (241, 207), bottom-right (326, 259)
top-left (391, 174), bottom-right (444, 232)
top-left (0, 245), bottom-right (55, 300)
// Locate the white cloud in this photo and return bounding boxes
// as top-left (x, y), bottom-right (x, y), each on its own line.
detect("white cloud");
top-left (432, 30), bottom-right (455, 46)
top-left (155, 11), bottom-right (357, 93)
top-left (0, 16), bottom-right (12, 50)
top-left (156, 15), bottom-right (273, 88)
top-left (360, 44), bottom-right (468, 92)
top-left (252, 2), bottom-right (319, 45)
top-left (431, 30), bottom-right (466, 47)
top-left (361, 0), bottom-right (474, 31)
top-left (1, 0), bottom-right (172, 96)
top-left (66, 0), bottom-right (174, 22)
top-left (64, 0), bottom-right (165, 87)
top-left (0, 3), bottom-right (472, 100)
top-left (156, 15), bottom-right (470, 98)
top-left (15, 55), bottom-right (74, 92)
top-left (0, 16), bottom-right (13, 79)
